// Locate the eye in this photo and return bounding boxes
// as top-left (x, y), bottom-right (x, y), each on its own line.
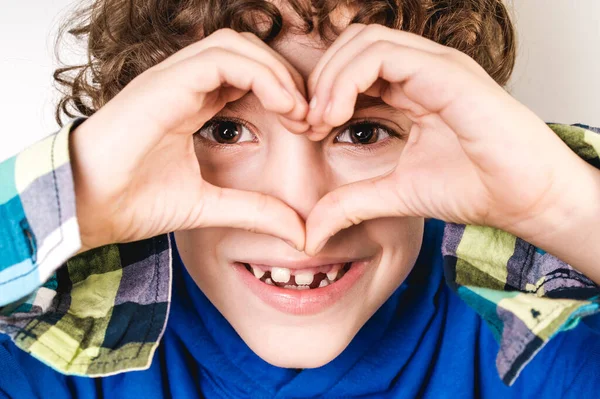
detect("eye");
top-left (334, 122), bottom-right (396, 145)
top-left (196, 119), bottom-right (256, 144)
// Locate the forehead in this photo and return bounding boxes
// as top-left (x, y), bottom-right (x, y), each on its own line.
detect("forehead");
top-left (270, 33), bottom-right (327, 81)
top-left (267, 1), bottom-right (356, 80)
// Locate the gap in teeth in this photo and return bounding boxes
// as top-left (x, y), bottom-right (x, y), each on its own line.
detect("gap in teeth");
top-left (245, 263), bottom-right (351, 289)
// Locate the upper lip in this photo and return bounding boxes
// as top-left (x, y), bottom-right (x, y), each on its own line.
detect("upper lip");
top-left (233, 256), bottom-right (367, 270)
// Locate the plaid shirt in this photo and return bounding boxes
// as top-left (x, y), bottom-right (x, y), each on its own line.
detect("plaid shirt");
top-left (1, 119), bottom-right (599, 386)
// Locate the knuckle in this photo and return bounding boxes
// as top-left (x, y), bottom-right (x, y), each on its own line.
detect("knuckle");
top-left (330, 191), bottom-right (359, 226)
top-left (201, 46), bottom-right (226, 58)
top-left (365, 23), bottom-right (388, 37)
top-left (348, 23), bottom-right (367, 32)
top-left (214, 28), bottom-right (238, 41)
top-left (274, 63), bottom-right (293, 81)
top-left (447, 47), bottom-right (473, 64)
top-left (196, 186), bottom-right (215, 227)
top-left (240, 31), bottom-right (261, 42)
top-left (371, 40), bottom-right (394, 52)
top-left (252, 62), bottom-right (271, 79)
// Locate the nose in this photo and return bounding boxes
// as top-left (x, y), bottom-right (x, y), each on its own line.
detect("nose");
top-left (260, 132), bottom-right (331, 221)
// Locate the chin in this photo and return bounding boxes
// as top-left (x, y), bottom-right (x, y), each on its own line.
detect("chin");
top-left (238, 323), bottom-right (358, 369)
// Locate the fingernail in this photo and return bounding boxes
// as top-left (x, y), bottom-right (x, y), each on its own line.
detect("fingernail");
top-left (309, 96), bottom-right (318, 110)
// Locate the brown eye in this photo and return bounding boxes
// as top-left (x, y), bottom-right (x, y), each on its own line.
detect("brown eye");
top-left (196, 120), bottom-right (256, 144)
top-left (335, 122), bottom-right (391, 145)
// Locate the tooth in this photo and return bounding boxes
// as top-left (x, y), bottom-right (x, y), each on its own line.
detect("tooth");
top-left (284, 285), bottom-right (298, 290)
top-left (319, 279), bottom-right (329, 288)
top-left (297, 285), bottom-right (310, 290)
top-left (251, 266), bottom-right (265, 279)
top-left (265, 278), bottom-right (274, 285)
top-left (294, 272), bottom-right (314, 285)
top-left (326, 263), bottom-right (342, 281)
top-left (271, 267), bottom-right (291, 283)
top-left (327, 270), bottom-right (338, 281)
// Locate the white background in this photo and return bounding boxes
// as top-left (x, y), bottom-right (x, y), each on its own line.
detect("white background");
top-left (1, 0), bottom-right (599, 161)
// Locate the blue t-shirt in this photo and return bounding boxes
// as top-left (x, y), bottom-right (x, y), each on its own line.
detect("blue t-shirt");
top-left (1, 219), bottom-right (599, 398)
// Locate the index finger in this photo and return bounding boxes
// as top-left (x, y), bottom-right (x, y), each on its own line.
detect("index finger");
top-left (200, 183), bottom-right (306, 251)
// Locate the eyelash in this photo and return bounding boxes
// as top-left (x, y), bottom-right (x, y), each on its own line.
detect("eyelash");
top-left (194, 117), bottom-right (257, 150)
top-left (194, 117), bottom-right (406, 150)
top-left (334, 118), bottom-right (405, 149)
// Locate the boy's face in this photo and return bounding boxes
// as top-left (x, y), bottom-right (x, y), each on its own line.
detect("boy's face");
top-left (174, 28), bottom-right (424, 368)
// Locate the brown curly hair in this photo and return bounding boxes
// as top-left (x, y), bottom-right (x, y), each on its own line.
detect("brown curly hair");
top-left (53, 0), bottom-right (517, 126)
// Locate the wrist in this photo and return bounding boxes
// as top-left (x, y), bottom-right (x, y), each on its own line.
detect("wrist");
top-left (69, 119), bottom-right (112, 252)
top-left (512, 157), bottom-right (600, 285)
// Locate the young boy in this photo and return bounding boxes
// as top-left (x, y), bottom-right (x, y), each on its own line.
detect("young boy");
top-left (1, 0), bottom-right (600, 397)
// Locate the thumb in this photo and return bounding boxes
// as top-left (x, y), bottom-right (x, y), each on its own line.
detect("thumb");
top-left (197, 183), bottom-right (306, 251)
top-left (305, 173), bottom-right (410, 255)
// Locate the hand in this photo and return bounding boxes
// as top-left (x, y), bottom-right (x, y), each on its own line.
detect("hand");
top-left (70, 29), bottom-right (309, 252)
top-left (303, 24), bottom-right (593, 255)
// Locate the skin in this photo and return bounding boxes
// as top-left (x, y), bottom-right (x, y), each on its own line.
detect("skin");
top-left (71, 5), bottom-right (600, 369)
top-left (175, 31), bottom-right (423, 367)
top-left (300, 23), bottom-right (600, 285)
top-left (70, 29), bottom-right (310, 254)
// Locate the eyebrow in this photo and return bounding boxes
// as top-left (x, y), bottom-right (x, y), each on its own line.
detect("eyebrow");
top-left (222, 96), bottom-right (262, 115)
top-left (222, 93), bottom-right (405, 120)
top-left (353, 94), bottom-right (405, 118)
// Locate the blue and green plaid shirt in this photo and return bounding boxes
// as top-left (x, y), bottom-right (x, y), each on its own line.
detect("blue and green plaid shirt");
top-left (1, 119), bottom-right (599, 386)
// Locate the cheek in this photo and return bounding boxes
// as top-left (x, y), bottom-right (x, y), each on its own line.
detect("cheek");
top-left (326, 143), bottom-right (405, 185)
top-left (174, 228), bottom-right (229, 298)
top-left (362, 217), bottom-right (424, 304)
top-left (364, 216), bottom-right (424, 250)
top-left (195, 148), bottom-right (265, 190)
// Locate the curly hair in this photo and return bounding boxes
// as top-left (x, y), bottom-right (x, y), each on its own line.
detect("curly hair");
top-left (53, 0), bottom-right (517, 126)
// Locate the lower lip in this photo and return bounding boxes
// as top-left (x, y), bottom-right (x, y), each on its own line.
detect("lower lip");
top-left (233, 261), bottom-right (368, 315)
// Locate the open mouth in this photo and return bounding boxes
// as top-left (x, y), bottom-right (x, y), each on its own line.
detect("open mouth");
top-left (242, 262), bottom-right (353, 290)
top-left (234, 259), bottom-right (368, 314)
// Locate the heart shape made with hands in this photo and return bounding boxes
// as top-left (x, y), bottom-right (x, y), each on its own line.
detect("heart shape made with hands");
top-left (73, 24), bottom-right (589, 260)
top-left (290, 23), bottom-right (587, 256)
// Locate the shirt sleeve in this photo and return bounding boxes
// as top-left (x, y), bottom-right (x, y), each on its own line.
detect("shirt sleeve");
top-left (0, 118), bottom-right (171, 379)
top-left (0, 118), bottom-right (85, 309)
top-left (442, 122), bottom-right (600, 387)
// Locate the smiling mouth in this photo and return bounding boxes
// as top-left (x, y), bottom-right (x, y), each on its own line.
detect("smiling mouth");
top-left (242, 262), bottom-right (353, 290)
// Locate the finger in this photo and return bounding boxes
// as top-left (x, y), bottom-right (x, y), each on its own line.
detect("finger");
top-left (305, 173), bottom-right (409, 255)
top-left (239, 32), bottom-right (307, 95)
top-left (320, 42), bottom-right (446, 128)
top-left (277, 114), bottom-right (311, 134)
top-left (308, 24), bottom-right (450, 101)
top-left (168, 47), bottom-right (297, 115)
top-left (307, 25), bottom-right (450, 129)
top-left (199, 183), bottom-right (306, 251)
top-left (155, 29), bottom-right (307, 119)
top-left (314, 41), bottom-right (519, 172)
top-left (307, 23), bottom-right (368, 99)
top-left (305, 124), bottom-right (334, 141)
top-left (240, 32), bottom-right (309, 122)
top-left (219, 86), bottom-right (249, 104)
